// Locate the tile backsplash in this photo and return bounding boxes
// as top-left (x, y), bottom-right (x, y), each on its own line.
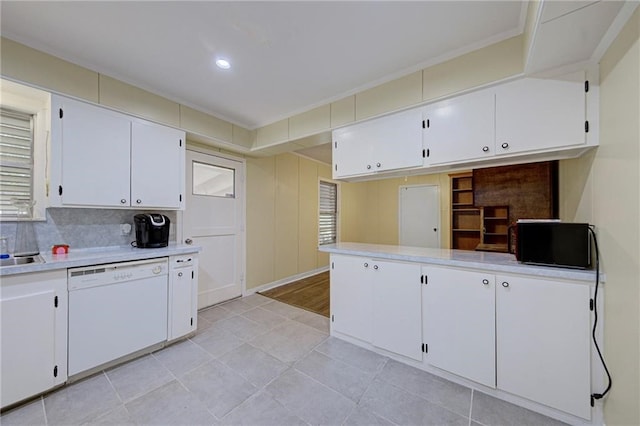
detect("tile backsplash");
top-left (0, 208), bottom-right (177, 254)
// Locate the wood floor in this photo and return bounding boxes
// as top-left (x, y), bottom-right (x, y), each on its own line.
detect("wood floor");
top-left (260, 271), bottom-right (329, 317)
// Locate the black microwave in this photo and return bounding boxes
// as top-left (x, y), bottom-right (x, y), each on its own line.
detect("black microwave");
top-left (515, 221), bottom-right (591, 269)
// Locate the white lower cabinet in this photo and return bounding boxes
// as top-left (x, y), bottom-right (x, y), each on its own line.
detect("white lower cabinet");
top-left (330, 254), bottom-right (373, 342)
top-left (371, 260), bottom-right (422, 361)
top-left (329, 253), bottom-right (594, 420)
top-left (0, 270), bottom-right (67, 409)
top-left (496, 274), bottom-right (591, 420)
top-left (168, 254), bottom-right (199, 341)
top-left (421, 265), bottom-right (496, 387)
top-left (330, 255), bottom-right (422, 360)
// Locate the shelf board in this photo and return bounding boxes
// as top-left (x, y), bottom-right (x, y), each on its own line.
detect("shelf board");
top-left (453, 229), bottom-right (481, 232)
top-left (484, 217), bottom-right (508, 220)
top-left (483, 233), bottom-right (508, 236)
top-left (452, 188), bottom-right (473, 193)
top-left (453, 209), bottom-right (480, 213)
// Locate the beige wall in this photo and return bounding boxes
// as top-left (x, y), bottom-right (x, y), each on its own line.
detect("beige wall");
top-left (559, 8), bottom-right (640, 425)
top-left (246, 153), bottom-right (332, 290)
top-left (340, 173), bottom-right (452, 248)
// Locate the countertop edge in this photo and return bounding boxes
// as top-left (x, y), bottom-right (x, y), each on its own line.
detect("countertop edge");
top-left (319, 243), bottom-right (601, 284)
top-left (0, 244), bottom-right (201, 277)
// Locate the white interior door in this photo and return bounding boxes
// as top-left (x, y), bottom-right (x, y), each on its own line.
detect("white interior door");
top-left (183, 150), bottom-right (245, 309)
top-left (399, 185), bottom-right (440, 248)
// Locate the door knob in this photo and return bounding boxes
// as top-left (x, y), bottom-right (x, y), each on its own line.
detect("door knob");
top-left (367, 165), bottom-right (372, 170)
top-left (482, 279), bottom-right (489, 285)
top-left (433, 228), bottom-right (437, 232)
top-left (136, 199), bottom-right (142, 204)
top-left (502, 281), bottom-right (510, 288)
top-left (482, 146), bottom-right (489, 152)
top-left (120, 199), bottom-right (127, 204)
top-left (185, 238), bottom-right (193, 245)
top-left (501, 142), bottom-right (509, 149)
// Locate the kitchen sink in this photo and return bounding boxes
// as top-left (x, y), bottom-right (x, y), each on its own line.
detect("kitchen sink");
top-left (0, 254), bottom-right (45, 268)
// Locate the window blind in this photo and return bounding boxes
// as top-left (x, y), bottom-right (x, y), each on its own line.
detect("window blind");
top-left (319, 181), bottom-right (337, 245)
top-left (0, 108), bottom-right (34, 217)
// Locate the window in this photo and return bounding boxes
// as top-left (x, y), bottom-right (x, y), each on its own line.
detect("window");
top-left (0, 108), bottom-right (34, 217)
top-left (192, 161), bottom-right (235, 198)
top-left (319, 180), bottom-right (337, 245)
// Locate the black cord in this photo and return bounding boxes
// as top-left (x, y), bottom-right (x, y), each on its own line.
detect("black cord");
top-left (588, 226), bottom-right (612, 406)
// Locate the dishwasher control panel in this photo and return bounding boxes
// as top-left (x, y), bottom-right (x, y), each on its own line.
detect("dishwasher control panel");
top-left (68, 258), bottom-right (168, 290)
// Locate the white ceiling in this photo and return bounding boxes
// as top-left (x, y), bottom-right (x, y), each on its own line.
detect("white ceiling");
top-left (0, 1), bottom-right (525, 130)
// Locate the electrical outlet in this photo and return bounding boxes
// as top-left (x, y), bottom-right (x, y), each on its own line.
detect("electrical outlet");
top-left (120, 223), bottom-right (132, 235)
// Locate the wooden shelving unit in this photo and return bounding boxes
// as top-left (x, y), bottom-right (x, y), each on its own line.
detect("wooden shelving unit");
top-left (477, 206), bottom-right (509, 253)
top-left (450, 172), bottom-right (481, 250)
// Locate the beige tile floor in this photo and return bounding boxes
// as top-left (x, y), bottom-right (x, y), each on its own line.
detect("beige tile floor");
top-left (1, 294), bottom-right (567, 425)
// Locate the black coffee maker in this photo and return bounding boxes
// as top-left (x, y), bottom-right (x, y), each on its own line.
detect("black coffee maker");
top-left (134, 214), bottom-right (170, 248)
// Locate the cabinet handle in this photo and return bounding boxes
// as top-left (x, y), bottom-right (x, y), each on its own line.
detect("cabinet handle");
top-left (367, 165), bottom-right (372, 170)
top-left (501, 142), bottom-right (509, 149)
top-left (136, 199), bottom-right (142, 204)
top-left (482, 279), bottom-right (489, 285)
top-left (376, 163), bottom-right (381, 168)
top-left (373, 265), bottom-right (379, 270)
top-left (364, 262), bottom-right (369, 268)
top-left (502, 281), bottom-right (509, 288)
top-left (120, 199), bottom-right (127, 204)
top-left (482, 146), bottom-right (489, 152)
top-left (185, 238), bottom-right (193, 245)
top-left (178, 272), bottom-right (183, 277)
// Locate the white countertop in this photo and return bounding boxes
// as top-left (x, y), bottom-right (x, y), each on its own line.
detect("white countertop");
top-left (319, 242), bottom-right (600, 283)
top-left (0, 243), bottom-right (201, 277)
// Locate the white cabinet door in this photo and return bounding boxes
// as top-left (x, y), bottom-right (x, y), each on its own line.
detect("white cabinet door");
top-left (422, 266), bottom-right (496, 387)
top-left (330, 254), bottom-right (372, 342)
top-left (332, 126), bottom-right (370, 178)
top-left (495, 72), bottom-right (586, 155)
top-left (332, 108), bottom-right (423, 179)
top-left (131, 121), bottom-right (185, 209)
top-left (58, 97), bottom-right (131, 207)
top-left (371, 260), bottom-right (422, 361)
top-left (496, 275), bottom-right (591, 420)
top-left (0, 270), bottom-right (67, 409)
top-left (423, 89), bottom-right (495, 165)
top-left (168, 264), bottom-right (197, 340)
top-left (370, 108), bottom-right (423, 173)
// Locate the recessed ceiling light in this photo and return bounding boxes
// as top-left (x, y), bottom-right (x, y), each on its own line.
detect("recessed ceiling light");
top-left (215, 59), bottom-right (231, 70)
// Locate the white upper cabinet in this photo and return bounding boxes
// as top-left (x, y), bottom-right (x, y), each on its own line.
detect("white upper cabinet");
top-left (131, 121), bottom-right (184, 209)
top-left (55, 97), bottom-right (131, 207)
top-left (495, 72), bottom-right (586, 155)
top-left (332, 70), bottom-right (594, 180)
top-left (423, 89), bottom-right (495, 165)
top-left (332, 108), bottom-right (423, 179)
top-left (50, 95), bottom-right (185, 209)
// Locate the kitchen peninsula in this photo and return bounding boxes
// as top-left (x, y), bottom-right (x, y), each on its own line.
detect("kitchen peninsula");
top-left (320, 242), bottom-right (601, 423)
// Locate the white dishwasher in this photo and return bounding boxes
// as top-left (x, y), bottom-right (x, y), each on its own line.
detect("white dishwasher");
top-left (68, 258), bottom-right (168, 376)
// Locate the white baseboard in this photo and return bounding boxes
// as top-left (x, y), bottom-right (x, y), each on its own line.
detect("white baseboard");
top-left (244, 266), bottom-right (329, 296)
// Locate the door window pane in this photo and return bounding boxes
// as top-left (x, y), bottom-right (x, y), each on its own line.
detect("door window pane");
top-left (192, 161), bottom-right (234, 198)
